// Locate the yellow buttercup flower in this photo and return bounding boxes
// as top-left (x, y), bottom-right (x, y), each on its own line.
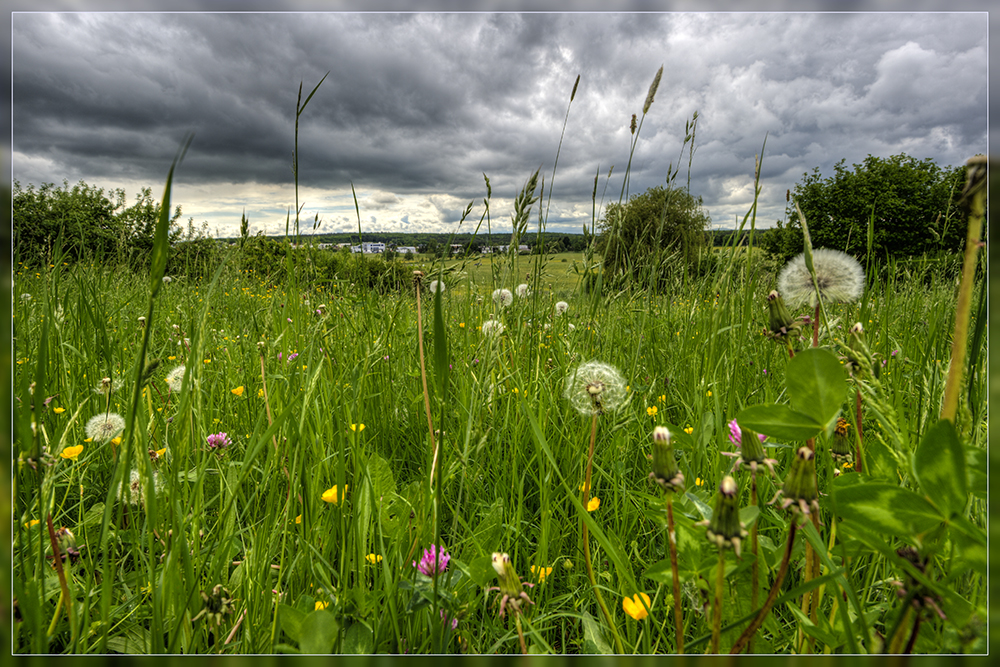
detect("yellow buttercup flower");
top-left (53, 407), bottom-right (66, 414)
top-left (295, 514), bottom-right (302, 524)
top-left (110, 436), bottom-right (122, 446)
top-left (350, 423), bottom-right (365, 432)
top-left (231, 386), bottom-right (244, 397)
top-left (683, 426), bottom-right (694, 435)
top-left (25, 519), bottom-right (40, 529)
top-left (530, 564), bottom-right (553, 583)
top-left (623, 592), bottom-right (652, 621)
top-left (706, 391), bottom-right (713, 397)
top-left (587, 497), bottom-right (600, 512)
top-left (695, 477), bottom-right (705, 487)
top-left (322, 485), bottom-right (347, 504)
top-left (646, 406), bottom-right (657, 417)
top-left (315, 600), bottom-right (330, 610)
top-left (258, 388), bottom-right (265, 398)
top-left (366, 554), bottom-right (383, 565)
top-left (60, 445), bottom-right (84, 461)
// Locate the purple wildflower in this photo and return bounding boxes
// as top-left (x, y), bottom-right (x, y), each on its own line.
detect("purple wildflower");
top-left (207, 432), bottom-right (232, 450)
top-left (440, 609), bottom-right (459, 630)
top-left (287, 352), bottom-right (299, 363)
top-left (413, 544), bottom-right (451, 576)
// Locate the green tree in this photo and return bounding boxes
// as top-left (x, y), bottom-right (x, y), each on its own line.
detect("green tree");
top-left (598, 185), bottom-right (710, 288)
top-left (775, 154), bottom-right (967, 263)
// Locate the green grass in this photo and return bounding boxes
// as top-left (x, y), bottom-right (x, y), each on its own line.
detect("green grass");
top-left (11, 247), bottom-right (987, 654)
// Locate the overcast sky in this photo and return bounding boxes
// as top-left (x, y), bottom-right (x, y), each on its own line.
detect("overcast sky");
top-left (10, 4), bottom-right (989, 238)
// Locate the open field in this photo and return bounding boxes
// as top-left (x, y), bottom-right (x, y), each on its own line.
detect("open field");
top-left (12, 237), bottom-right (987, 653)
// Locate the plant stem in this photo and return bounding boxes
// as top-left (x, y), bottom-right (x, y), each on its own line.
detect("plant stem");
top-left (854, 388), bottom-right (864, 473)
top-left (582, 412), bottom-right (625, 653)
top-left (710, 547), bottom-right (725, 653)
top-left (748, 472), bottom-right (758, 654)
top-left (515, 613), bottom-right (528, 655)
top-left (666, 493), bottom-right (684, 654)
top-left (941, 155), bottom-right (986, 422)
top-left (730, 521), bottom-right (798, 654)
top-left (413, 280), bottom-right (437, 466)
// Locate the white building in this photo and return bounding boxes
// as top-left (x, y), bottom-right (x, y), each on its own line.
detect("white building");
top-left (351, 242), bottom-right (387, 254)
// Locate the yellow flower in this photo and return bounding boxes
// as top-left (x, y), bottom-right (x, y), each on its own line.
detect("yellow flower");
top-left (83, 437), bottom-right (93, 443)
top-left (646, 406), bottom-right (657, 417)
top-left (203, 359), bottom-right (211, 364)
top-left (459, 322), bottom-right (465, 328)
top-left (706, 391), bottom-right (713, 397)
top-left (366, 554), bottom-right (383, 565)
top-left (695, 477), bottom-right (705, 487)
top-left (578, 482), bottom-right (590, 493)
top-left (231, 386), bottom-right (244, 396)
top-left (155, 447), bottom-right (166, 458)
top-left (25, 519), bottom-right (40, 529)
top-left (658, 395), bottom-right (666, 403)
top-left (623, 592), bottom-right (652, 621)
top-left (295, 514), bottom-right (302, 524)
top-left (53, 407), bottom-right (66, 414)
top-left (531, 564), bottom-right (553, 583)
top-left (167, 356), bottom-right (176, 361)
top-left (843, 462), bottom-right (854, 470)
top-left (683, 426), bottom-right (694, 435)
top-left (587, 497), bottom-right (600, 512)
top-left (350, 423), bottom-right (365, 432)
top-left (315, 600), bottom-right (330, 611)
top-left (258, 388), bottom-right (265, 398)
top-left (60, 445), bottom-right (84, 461)
top-left (110, 437), bottom-right (122, 446)
top-left (322, 485), bottom-right (347, 504)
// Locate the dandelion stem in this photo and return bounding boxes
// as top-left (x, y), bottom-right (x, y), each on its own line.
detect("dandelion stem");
top-left (45, 514), bottom-right (73, 637)
top-left (730, 521), bottom-right (798, 654)
top-left (710, 547), bottom-right (725, 653)
top-left (582, 412), bottom-right (625, 653)
top-left (666, 493), bottom-right (684, 654)
top-left (515, 613), bottom-right (528, 655)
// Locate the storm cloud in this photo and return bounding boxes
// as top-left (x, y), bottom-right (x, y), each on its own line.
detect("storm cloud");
top-left (11, 8), bottom-right (987, 237)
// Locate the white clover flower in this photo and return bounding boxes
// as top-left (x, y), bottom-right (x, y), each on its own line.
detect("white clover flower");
top-left (428, 280), bottom-right (445, 295)
top-left (492, 288), bottom-right (513, 308)
top-left (85, 412), bottom-right (126, 443)
top-left (555, 301), bottom-right (569, 315)
top-left (777, 248), bottom-right (864, 308)
top-left (564, 361), bottom-right (628, 416)
top-left (165, 365), bottom-right (187, 392)
top-left (481, 319), bottom-right (505, 337)
top-left (515, 284), bottom-right (530, 298)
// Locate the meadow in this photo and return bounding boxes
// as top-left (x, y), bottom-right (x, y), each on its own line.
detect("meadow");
top-left (11, 234), bottom-right (987, 653)
top-left (11, 72), bottom-right (988, 655)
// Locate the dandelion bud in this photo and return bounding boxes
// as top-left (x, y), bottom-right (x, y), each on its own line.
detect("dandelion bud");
top-left (412, 270), bottom-right (425, 287)
top-left (846, 322), bottom-right (873, 377)
top-left (830, 417), bottom-right (853, 464)
top-left (703, 476), bottom-right (748, 557)
top-left (137, 316), bottom-right (146, 327)
top-left (490, 552), bottom-right (535, 617)
top-left (53, 526), bottom-right (79, 563)
top-left (766, 290), bottom-right (801, 343)
top-left (775, 447), bottom-right (819, 516)
top-left (649, 426), bottom-right (684, 492)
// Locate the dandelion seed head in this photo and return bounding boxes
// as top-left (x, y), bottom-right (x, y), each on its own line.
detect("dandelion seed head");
top-left (777, 248), bottom-right (864, 308)
top-left (165, 365), bottom-right (186, 392)
top-left (428, 280), bottom-right (445, 294)
top-left (85, 412), bottom-right (125, 442)
top-left (481, 319), bottom-right (505, 337)
top-left (492, 288), bottom-right (513, 308)
top-left (564, 360), bottom-right (627, 416)
top-left (515, 283), bottom-right (530, 298)
top-left (555, 301), bottom-right (569, 315)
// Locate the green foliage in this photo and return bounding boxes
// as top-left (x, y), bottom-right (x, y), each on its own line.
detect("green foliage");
top-left (764, 154), bottom-right (967, 263)
top-left (597, 185), bottom-right (710, 290)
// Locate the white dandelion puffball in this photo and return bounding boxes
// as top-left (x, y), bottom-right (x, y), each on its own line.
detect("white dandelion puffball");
top-left (429, 280), bottom-right (445, 294)
top-left (86, 412), bottom-right (126, 442)
top-left (118, 470), bottom-right (145, 505)
top-left (93, 376), bottom-right (124, 396)
top-left (555, 301), bottom-right (569, 315)
top-left (564, 360), bottom-right (628, 416)
top-left (164, 365), bottom-right (187, 392)
top-left (481, 319), bottom-right (505, 337)
top-left (777, 248), bottom-right (864, 308)
top-left (515, 284), bottom-right (530, 298)
top-left (492, 288), bottom-right (513, 308)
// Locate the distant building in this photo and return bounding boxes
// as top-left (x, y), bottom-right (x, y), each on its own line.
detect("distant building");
top-left (396, 246), bottom-right (418, 255)
top-left (351, 242), bottom-right (386, 254)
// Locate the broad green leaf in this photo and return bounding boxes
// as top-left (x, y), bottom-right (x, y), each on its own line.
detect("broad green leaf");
top-left (581, 610), bottom-right (612, 654)
top-left (278, 603), bottom-right (305, 642)
top-left (832, 479), bottom-right (944, 538)
top-left (298, 609), bottom-right (339, 654)
top-left (912, 418), bottom-right (966, 517)
top-left (786, 347), bottom-right (846, 430)
top-left (736, 404), bottom-right (823, 441)
top-left (342, 621), bottom-right (374, 654)
top-left (966, 447), bottom-right (986, 499)
top-left (949, 514), bottom-right (986, 576)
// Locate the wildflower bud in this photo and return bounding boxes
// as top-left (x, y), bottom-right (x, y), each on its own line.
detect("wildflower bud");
top-left (55, 526), bottom-right (78, 558)
top-left (412, 270), bottom-right (425, 287)
top-left (137, 316), bottom-right (146, 327)
top-left (703, 476), bottom-right (748, 557)
top-left (830, 417), bottom-right (853, 464)
top-left (649, 427), bottom-right (684, 492)
top-left (765, 290), bottom-right (801, 343)
top-left (846, 322), bottom-right (874, 377)
top-left (490, 552), bottom-right (535, 617)
top-left (775, 446), bottom-right (819, 516)
top-left (192, 584), bottom-right (235, 627)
